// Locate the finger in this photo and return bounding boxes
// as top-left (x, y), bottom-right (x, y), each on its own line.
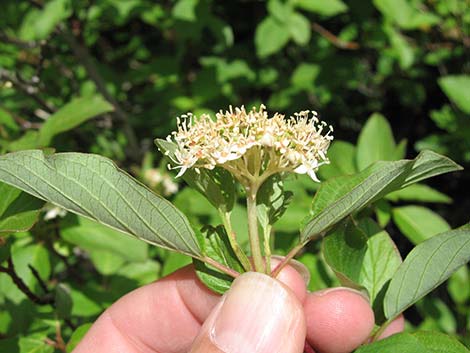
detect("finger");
top-left (377, 314), bottom-right (405, 340)
top-left (304, 287), bottom-right (375, 353)
top-left (189, 272), bottom-right (306, 353)
top-left (73, 265), bottom-right (219, 353)
top-left (73, 262), bottom-right (308, 353)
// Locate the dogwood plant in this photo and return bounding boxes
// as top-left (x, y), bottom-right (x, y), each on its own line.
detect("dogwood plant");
top-left (0, 105), bottom-right (468, 350)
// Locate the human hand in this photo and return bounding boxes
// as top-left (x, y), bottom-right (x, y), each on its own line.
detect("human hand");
top-left (72, 262), bottom-right (403, 353)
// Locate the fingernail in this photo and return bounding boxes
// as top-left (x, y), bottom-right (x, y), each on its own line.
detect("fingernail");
top-left (209, 272), bottom-right (303, 353)
top-left (271, 255), bottom-right (311, 286)
top-left (312, 286), bottom-right (370, 302)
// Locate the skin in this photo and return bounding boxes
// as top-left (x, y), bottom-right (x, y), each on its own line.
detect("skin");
top-left (73, 264), bottom-right (402, 353)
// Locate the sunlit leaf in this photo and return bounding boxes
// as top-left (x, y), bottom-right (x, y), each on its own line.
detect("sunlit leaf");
top-left (0, 150), bottom-right (201, 257)
top-left (384, 226), bottom-right (470, 320)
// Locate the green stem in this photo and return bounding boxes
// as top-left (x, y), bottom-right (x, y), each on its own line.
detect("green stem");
top-left (246, 185), bottom-right (265, 273)
top-left (371, 318), bottom-right (394, 342)
top-left (220, 210), bottom-right (252, 271)
top-left (203, 256), bottom-right (240, 278)
top-left (263, 225), bottom-right (272, 273)
top-left (270, 242), bottom-right (304, 278)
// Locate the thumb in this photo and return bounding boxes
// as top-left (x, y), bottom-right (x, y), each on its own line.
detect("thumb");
top-left (190, 272), bottom-right (306, 353)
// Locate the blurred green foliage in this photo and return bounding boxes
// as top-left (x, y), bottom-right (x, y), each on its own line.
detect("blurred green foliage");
top-left (0, 0), bottom-right (469, 351)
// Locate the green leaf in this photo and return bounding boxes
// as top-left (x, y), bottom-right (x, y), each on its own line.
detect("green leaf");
top-left (288, 12), bottom-right (311, 45)
top-left (448, 266), bottom-right (470, 304)
top-left (387, 184), bottom-right (452, 203)
top-left (194, 225), bottom-right (244, 294)
top-left (0, 150), bottom-right (201, 257)
top-left (172, 0), bottom-right (198, 21)
top-left (55, 283), bottom-right (73, 320)
top-left (323, 218), bottom-right (401, 303)
top-left (384, 226), bottom-right (470, 320)
top-left (322, 221), bottom-right (368, 289)
top-left (20, 0), bottom-right (72, 40)
top-left (294, 0), bottom-right (348, 17)
top-left (89, 250), bottom-right (126, 275)
top-left (255, 16), bottom-right (290, 58)
top-left (438, 75), bottom-right (470, 114)
top-left (156, 139), bottom-right (236, 213)
top-left (392, 206), bottom-right (450, 244)
top-left (355, 331), bottom-right (469, 353)
top-left (319, 140), bottom-right (357, 179)
top-left (38, 95), bottom-right (114, 146)
top-left (385, 26), bottom-right (414, 69)
top-left (373, 0), bottom-right (439, 30)
top-left (0, 182), bottom-right (44, 234)
top-left (61, 215), bottom-right (147, 262)
top-left (356, 113), bottom-right (396, 171)
top-left (257, 174), bottom-right (293, 229)
top-left (291, 63), bottom-right (320, 90)
top-left (66, 323), bottom-right (92, 353)
top-left (302, 151), bottom-right (462, 243)
top-left (12, 243), bottom-right (51, 293)
top-left (0, 237), bottom-right (11, 263)
top-left (19, 334), bottom-right (55, 353)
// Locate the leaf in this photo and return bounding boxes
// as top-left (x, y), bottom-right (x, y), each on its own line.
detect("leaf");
top-left (323, 218), bottom-right (401, 303)
top-left (7, 95), bottom-right (114, 151)
top-left (373, 0), bottom-right (439, 30)
top-left (0, 182), bottom-right (44, 234)
top-left (61, 215), bottom-right (148, 262)
top-left (438, 75), bottom-right (470, 114)
top-left (322, 221), bottom-right (368, 289)
top-left (0, 237), bottom-right (12, 263)
top-left (55, 283), bottom-right (73, 320)
top-left (172, 0), bottom-right (198, 21)
top-left (447, 265), bottom-right (470, 305)
top-left (384, 226), bottom-right (470, 320)
top-left (20, 0), bottom-right (72, 40)
top-left (12, 243), bottom-right (51, 293)
top-left (155, 139), bottom-right (236, 213)
top-left (302, 151), bottom-right (462, 243)
top-left (66, 323), bottom-right (92, 353)
top-left (291, 63), bottom-right (320, 90)
top-left (356, 113), bottom-right (396, 171)
top-left (0, 150), bottom-right (201, 257)
top-left (257, 174), bottom-right (293, 229)
top-left (255, 16), bottom-right (290, 58)
top-left (294, 0), bottom-right (348, 17)
top-left (392, 206), bottom-right (450, 244)
top-left (355, 331), bottom-right (469, 353)
top-left (19, 334), bottom-right (55, 353)
top-left (288, 12), bottom-right (311, 45)
top-left (319, 140), bottom-right (357, 179)
top-left (194, 225), bottom-right (244, 294)
top-left (385, 26), bottom-right (414, 69)
top-left (38, 95), bottom-right (114, 146)
top-left (387, 183), bottom-right (452, 204)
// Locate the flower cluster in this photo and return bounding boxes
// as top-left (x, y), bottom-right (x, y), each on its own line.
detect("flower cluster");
top-left (166, 105), bottom-right (333, 184)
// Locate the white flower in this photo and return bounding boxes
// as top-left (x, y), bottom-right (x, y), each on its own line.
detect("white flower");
top-left (165, 105), bottom-right (333, 184)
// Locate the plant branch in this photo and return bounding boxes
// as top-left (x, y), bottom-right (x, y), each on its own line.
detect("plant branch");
top-left (271, 242), bottom-right (304, 278)
top-left (203, 256), bottom-right (240, 278)
top-left (312, 22), bottom-right (360, 50)
top-left (220, 211), bottom-right (252, 271)
top-left (0, 257), bottom-right (54, 305)
top-left (61, 28), bottom-right (140, 161)
top-left (246, 185), bottom-right (265, 273)
top-left (0, 69), bottom-right (56, 114)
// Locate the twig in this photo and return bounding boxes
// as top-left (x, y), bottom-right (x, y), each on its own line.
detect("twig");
top-left (28, 264), bottom-right (49, 294)
top-left (0, 69), bottom-right (56, 113)
top-left (312, 22), bottom-right (360, 50)
top-left (0, 31), bottom-right (41, 49)
top-left (0, 257), bottom-right (54, 305)
top-left (60, 28), bottom-right (141, 161)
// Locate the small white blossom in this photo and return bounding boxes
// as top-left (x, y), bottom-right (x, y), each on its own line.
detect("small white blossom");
top-left (166, 105), bottom-right (333, 184)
